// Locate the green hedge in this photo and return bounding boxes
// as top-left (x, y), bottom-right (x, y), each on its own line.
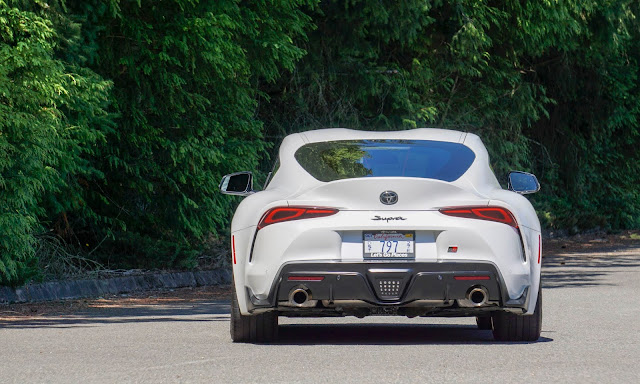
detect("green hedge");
top-left (1, 0), bottom-right (639, 285)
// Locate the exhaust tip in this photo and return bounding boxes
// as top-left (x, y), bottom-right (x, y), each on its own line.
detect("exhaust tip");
top-left (292, 289), bottom-right (308, 305)
top-left (289, 287), bottom-right (311, 307)
top-left (468, 287), bottom-right (488, 307)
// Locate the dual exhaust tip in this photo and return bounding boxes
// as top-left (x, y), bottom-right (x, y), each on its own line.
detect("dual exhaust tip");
top-left (289, 285), bottom-right (488, 307)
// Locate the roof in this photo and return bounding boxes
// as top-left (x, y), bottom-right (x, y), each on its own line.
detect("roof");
top-left (297, 128), bottom-right (468, 144)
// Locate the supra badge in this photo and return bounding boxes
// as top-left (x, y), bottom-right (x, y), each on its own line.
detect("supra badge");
top-left (372, 215), bottom-right (406, 222)
top-left (379, 190), bottom-right (398, 205)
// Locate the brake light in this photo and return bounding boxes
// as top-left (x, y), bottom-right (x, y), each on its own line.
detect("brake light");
top-left (439, 206), bottom-right (518, 229)
top-left (257, 206), bottom-right (339, 229)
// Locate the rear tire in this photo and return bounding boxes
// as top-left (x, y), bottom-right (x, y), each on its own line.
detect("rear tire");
top-left (476, 316), bottom-right (492, 330)
top-left (230, 284), bottom-right (278, 343)
top-left (491, 289), bottom-right (542, 342)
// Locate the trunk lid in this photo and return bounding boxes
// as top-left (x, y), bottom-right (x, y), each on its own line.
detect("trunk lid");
top-left (288, 178), bottom-right (489, 211)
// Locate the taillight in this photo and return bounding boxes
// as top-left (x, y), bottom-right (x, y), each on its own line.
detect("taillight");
top-left (257, 206), bottom-right (338, 230)
top-left (439, 206), bottom-right (518, 229)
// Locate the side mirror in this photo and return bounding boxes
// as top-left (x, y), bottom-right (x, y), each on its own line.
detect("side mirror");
top-left (219, 172), bottom-right (254, 196)
top-left (508, 171), bottom-right (540, 194)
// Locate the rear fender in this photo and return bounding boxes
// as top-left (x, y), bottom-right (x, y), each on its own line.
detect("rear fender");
top-left (489, 189), bottom-right (542, 314)
top-left (231, 226), bottom-right (257, 315)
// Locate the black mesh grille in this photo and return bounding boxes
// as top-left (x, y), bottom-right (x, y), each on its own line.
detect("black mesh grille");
top-left (375, 278), bottom-right (403, 300)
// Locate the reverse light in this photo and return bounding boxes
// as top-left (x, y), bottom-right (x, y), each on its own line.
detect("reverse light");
top-left (257, 206), bottom-right (339, 229)
top-left (439, 206), bottom-right (518, 229)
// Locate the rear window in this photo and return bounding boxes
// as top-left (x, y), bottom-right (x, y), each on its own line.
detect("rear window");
top-left (294, 140), bottom-right (475, 182)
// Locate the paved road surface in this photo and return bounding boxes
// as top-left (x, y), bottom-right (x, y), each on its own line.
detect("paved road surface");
top-left (2, 244), bottom-right (640, 383)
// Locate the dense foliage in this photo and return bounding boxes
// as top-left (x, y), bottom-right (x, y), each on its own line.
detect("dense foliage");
top-left (1, 0), bottom-right (639, 285)
top-left (66, 0), bottom-right (314, 268)
top-left (263, 0), bottom-right (640, 230)
top-left (0, 1), bottom-right (112, 284)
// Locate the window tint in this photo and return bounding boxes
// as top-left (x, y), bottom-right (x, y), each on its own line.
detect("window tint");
top-left (294, 140), bottom-right (475, 182)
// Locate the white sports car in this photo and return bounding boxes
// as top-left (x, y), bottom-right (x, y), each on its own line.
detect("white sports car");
top-left (220, 128), bottom-right (542, 343)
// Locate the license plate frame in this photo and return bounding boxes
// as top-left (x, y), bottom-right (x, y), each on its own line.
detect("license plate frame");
top-left (363, 230), bottom-right (415, 259)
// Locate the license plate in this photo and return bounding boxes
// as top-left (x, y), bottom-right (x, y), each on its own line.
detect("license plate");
top-left (363, 231), bottom-right (415, 259)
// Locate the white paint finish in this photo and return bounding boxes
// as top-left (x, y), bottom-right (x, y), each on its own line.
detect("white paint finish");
top-left (229, 128), bottom-right (542, 314)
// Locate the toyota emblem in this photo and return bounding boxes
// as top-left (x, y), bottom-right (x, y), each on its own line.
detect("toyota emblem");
top-left (379, 191), bottom-right (398, 205)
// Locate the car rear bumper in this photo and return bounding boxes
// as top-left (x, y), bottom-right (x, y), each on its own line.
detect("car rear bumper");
top-left (247, 261), bottom-right (530, 316)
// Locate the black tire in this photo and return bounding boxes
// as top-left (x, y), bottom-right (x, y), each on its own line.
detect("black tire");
top-left (230, 284), bottom-right (279, 343)
top-left (476, 316), bottom-right (492, 330)
top-left (491, 289), bottom-right (542, 342)
top-left (230, 285), bottom-right (251, 342)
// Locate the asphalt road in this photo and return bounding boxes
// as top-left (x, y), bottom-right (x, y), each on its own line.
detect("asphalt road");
top-left (2, 244), bottom-right (640, 383)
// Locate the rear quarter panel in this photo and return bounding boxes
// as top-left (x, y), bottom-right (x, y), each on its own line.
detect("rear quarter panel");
top-left (231, 190), bottom-right (289, 314)
top-left (489, 189), bottom-right (542, 314)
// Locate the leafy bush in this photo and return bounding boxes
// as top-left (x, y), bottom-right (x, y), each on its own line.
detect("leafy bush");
top-left (261, 0), bottom-right (640, 231)
top-left (63, 0), bottom-right (316, 269)
top-left (1, 0), bottom-right (639, 286)
top-left (0, 1), bottom-right (111, 284)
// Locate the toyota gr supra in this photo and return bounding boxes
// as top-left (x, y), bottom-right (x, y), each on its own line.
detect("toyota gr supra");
top-left (219, 128), bottom-right (542, 343)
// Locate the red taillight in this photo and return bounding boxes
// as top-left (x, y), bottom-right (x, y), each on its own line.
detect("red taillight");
top-left (538, 234), bottom-right (541, 264)
top-left (232, 235), bottom-right (236, 265)
top-left (439, 206), bottom-right (518, 228)
top-left (257, 206), bottom-right (339, 230)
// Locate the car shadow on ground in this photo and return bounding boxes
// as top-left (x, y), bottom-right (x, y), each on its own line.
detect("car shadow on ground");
top-left (1, 303), bottom-right (553, 345)
top-left (274, 323), bottom-right (553, 345)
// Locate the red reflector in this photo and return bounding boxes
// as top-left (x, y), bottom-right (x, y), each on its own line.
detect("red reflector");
top-left (232, 235), bottom-right (236, 265)
top-left (258, 206), bottom-right (338, 229)
top-left (439, 206), bottom-right (518, 229)
top-left (538, 234), bottom-right (542, 264)
top-left (287, 276), bottom-right (325, 281)
top-left (454, 276), bottom-right (490, 281)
